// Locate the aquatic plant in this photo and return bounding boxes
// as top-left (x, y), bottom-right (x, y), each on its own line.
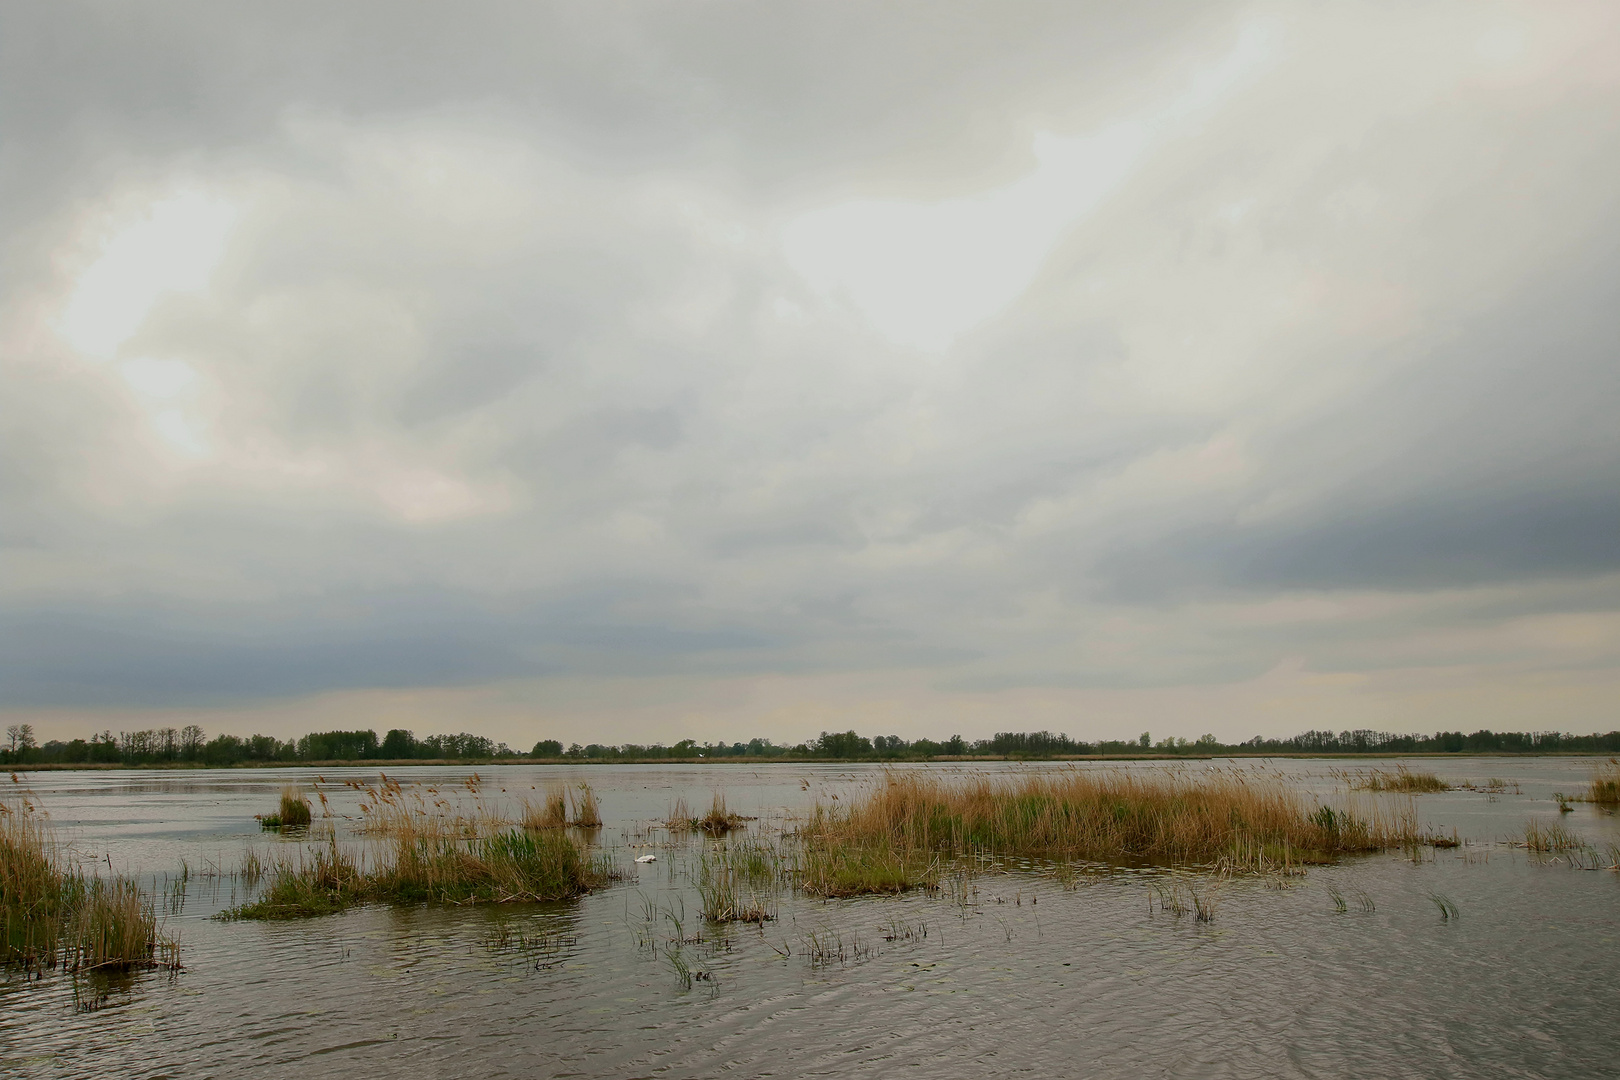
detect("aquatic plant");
top-left (1350, 767), bottom-right (1450, 794)
top-left (665, 792), bottom-right (748, 835)
top-left (1523, 819), bottom-right (1583, 852)
top-left (1586, 759), bottom-right (1620, 805)
top-left (799, 839), bottom-right (940, 898)
top-left (696, 847), bottom-right (773, 924)
top-left (697, 791), bottom-right (745, 836)
top-left (1427, 892), bottom-right (1460, 921)
top-left (797, 769), bottom-right (1426, 897)
top-left (1, 799), bottom-right (177, 973)
top-left (226, 808), bottom-right (611, 919)
top-left (259, 786), bottom-right (312, 830)
top-left (522, 785), bottom-right (568, 830)
top-left (569, 784), bottom-right (602, 828)
top-left (665, 796), bottom-right (694, 833)
top-left (1189, 875), bottom-right (1222, 923)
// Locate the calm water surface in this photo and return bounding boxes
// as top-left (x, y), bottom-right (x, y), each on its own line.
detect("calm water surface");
top-left (3, 758), bottom-right (1618, 1079)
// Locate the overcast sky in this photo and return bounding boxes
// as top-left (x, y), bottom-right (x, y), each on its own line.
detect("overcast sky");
top-left (3, 2), bottom-right (1618, 747)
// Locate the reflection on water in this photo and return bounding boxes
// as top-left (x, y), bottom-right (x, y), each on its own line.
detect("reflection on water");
top-left (2, 758), bottom-right (1618, 1079)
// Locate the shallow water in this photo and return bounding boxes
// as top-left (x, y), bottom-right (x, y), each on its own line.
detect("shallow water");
top-left (3, 757), bottom-right (1618, 1079)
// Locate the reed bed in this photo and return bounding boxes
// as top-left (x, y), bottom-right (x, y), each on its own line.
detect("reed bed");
top-left (570, 784), bottom-right (602, 828)
top-left (355, 776), bottom-right (509, 838)
top-left (798, 769), bottom-right (1424, 897)
top-left (697, 792), bottom-right (745, 835)
top-left (1, 799), bottom-right (178, 972)
top-left (259, 786), bottom-right (312, 829)
top-left (666, 792), bottom-right (748, 835)
top-left (522, 785), bottom-right (568, 830)
top-left (1587, 759), bottom-right (1620, 805)
top-left (1523, 819), bottom-right (1583, 853)
top-left (665, 796), bottom-right (694, 833)
top-left (227, 806), bottom-right (611, 919)
top-left (1349, 766), bottom-right (1450, 794)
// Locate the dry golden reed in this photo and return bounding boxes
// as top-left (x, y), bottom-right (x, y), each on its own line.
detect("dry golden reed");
top-left (569, 784), bottom-right (602, 829)
top-left (229, 799), bottom-right (611, 919)
top-left (798, 769), bottom-right (1424, 896)
top-left (522, 785), bottom-right (568, 829)
top-left (1349, 766), bottom-right (1450, 794)
top-left (2, 799), bottom-right (177, 972)
top-left (1588, 759), bottom-right (1620, 806)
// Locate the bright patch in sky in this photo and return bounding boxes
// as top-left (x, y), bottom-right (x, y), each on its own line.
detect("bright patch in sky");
top-left (57, 190), bottom-right (238, 359)
top-left (781, 22), bottom-right (1277, 352)
top-left (782, 124), bottom-right (1150, 352)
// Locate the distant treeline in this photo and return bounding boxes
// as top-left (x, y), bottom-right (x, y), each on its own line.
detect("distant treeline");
top-left (0, 724), bottom-right (516, 767)
top-left (4, 722), bottom-right (1619, 767)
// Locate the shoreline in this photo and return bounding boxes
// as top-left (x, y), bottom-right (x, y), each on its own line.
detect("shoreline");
top-left (8, 749), bottom-right (1617, 773)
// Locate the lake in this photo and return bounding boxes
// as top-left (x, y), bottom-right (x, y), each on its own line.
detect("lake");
top-left (3, 757), bottom-right (1617, 1079)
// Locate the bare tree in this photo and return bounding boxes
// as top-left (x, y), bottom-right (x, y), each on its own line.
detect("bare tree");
top-left (5, 725), bottom-right (18, 753)
top-left (17, 724), bottom-right (35, 750)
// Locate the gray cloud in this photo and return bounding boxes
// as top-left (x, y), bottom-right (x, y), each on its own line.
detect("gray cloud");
top-left (4, 3), bottom-right (1620, 738)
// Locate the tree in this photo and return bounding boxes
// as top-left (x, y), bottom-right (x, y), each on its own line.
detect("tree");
top-left (531, 739), bottom-right (563, 757)
top-left (817, 730), bottom-right (872, 758)
top-left (5, 725), bottom-right (19, 753)
top-left (17, 725), bottom-right (35, 751)
top-left (381, 729), bottom-right (417, 759)
top-left (1139, 732), bottom-right (1151, 748)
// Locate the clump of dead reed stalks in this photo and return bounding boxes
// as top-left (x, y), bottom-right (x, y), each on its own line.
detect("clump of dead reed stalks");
top-left (521, 786), bottom-right (568, 830)
top-left (697, 792), bottom-right (746, 835)
top-left (665, 792), bottom-right (749, 835)
top-left (259, 786), bottom-right (312, 829)
top-left (2, 799), bottom-right (178, 973)
top-left (1523, 818), bottom-right (1583, 852)
top-left (225, 808), bottom-right (612, 919)
top-left (798, 769), bottom-right (1425, 897)
top-left (569, 784), bottom-right (602, 828)
top-left (1350, 766), bottom-right (1450, 794)
top-left (1587, 759), bottom-right (1620, 806)
top-left (665, 796), bottom-right (694, 832)
top-left (356, 775), bottom-right (508, 838)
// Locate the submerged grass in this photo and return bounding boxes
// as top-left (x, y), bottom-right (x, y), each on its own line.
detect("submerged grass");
top-left (697, 792), bottom-right (746, 836)
top-left (667, 792), bottom-right (750, 835)
top-left (226, 805), bottom-right (612, 919)
top-left (570, 784), bottom-right (602, 829)
top-left (2, 799), bottom-right (178, 973)
top-left (522, 785), bottom-right (568, 830)
top-left (1350, 766), bottom-right (1450, 794)
top-left (259, 786), bottom-right (312, 830)
top-left (1524, 818), bottom-right (1583, 852)
top-left (697, 847), bottom-right (774, 924)
top-left (1587, 759), bottom-right (1620, 806)
top-left (798, 769), bottom-right (1425, 897)
top-left (665, 797), bottom-right (694, 833)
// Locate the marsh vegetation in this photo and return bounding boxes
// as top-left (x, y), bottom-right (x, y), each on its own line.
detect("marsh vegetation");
top-left (666, 792), bottom-right (749, 835)
top-left (1347, 766), bottom-right (1450, 794)
top-left (228, 790), bottom-right (613, 919)
top-left (793, 769), bottom-right (1428, 898)
top-left (1, 799), bottom-right (178, 973)
top-left (227, 829), bottom-right (609, 919)
top-left (1586, 759), bottom-right (1620, 805)
top-left (257, 786), bottom-right (312, 829)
